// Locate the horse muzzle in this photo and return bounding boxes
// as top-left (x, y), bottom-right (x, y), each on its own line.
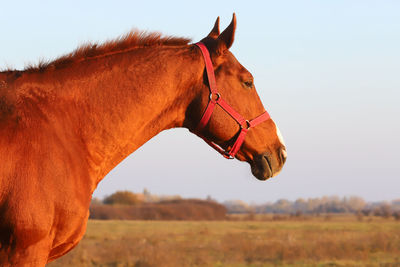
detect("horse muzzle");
top-left (250, 146), bottom-right (287, 180)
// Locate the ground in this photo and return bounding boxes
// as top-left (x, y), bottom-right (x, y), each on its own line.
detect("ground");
top-left (48, 214), bottom-right (400, 267)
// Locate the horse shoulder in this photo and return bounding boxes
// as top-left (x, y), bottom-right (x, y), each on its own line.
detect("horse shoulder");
top-left (0, 119), bottom-right (92, 264)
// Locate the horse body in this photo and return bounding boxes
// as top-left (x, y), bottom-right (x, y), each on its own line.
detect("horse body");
top-left (0, 15), bottom-right (286, 265)
top-left (0, 45), bottom-right (201, 264)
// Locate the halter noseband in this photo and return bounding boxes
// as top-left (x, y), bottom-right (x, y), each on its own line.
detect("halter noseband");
top-left (194, 42), bottom-right (271, 159)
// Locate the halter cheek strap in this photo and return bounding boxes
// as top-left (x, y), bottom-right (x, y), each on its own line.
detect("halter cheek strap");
top-left (194, 42), bottom-right (271, 159)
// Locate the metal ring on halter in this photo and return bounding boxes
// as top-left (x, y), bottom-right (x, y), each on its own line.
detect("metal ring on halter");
top-left (241, 120), bottom-right (251, 129)
top-left (209, 92), bottom-right (221, 101)
top-left (224, 151), bottom-right (234, 159)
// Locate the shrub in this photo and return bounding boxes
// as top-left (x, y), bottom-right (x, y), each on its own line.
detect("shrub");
top-left (90, 199), bottom-right (227, 220)
top-left (103, 191), bottom-right (141, 205)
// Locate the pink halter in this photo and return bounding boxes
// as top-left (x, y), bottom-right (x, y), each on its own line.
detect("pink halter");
top-left (194, 42), bottom-right (271, 159)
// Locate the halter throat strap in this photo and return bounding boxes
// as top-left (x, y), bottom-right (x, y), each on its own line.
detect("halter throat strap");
top-left (194, 42), bottom-right (271, 159)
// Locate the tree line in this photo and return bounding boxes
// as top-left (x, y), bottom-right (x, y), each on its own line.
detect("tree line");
top-left (224, 196), bottom-right (400, 217)
top-left (91, 191), bottom-right (400, 219)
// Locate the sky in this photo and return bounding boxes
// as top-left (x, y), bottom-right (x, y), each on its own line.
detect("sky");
top-left (1, 1), bottom-right (399, 203)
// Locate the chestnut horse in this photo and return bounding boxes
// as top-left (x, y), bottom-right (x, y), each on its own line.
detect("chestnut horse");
top-left (0, 14), bottom-right (286, 265)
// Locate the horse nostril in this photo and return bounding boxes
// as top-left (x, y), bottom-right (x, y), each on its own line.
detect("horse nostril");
top-left (279, 147), bottom-right (287, 164)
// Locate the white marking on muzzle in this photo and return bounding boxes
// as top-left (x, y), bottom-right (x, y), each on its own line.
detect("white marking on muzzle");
top-left (275, 125), bottom-right (286, 147)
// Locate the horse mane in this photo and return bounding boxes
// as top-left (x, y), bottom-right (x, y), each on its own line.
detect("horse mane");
top-left (23, 30), bottom-right (192, 72)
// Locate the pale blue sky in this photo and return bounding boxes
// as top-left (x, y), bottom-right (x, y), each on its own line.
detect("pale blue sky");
top-left (1, 1), bottom-right (399, 203)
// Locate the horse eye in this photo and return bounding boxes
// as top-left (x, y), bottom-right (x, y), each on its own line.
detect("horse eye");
top-left (243, 81), bottom-right (253, 88)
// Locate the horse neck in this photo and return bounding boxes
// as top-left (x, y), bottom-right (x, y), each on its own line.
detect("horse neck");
top-left (18, 45), bottom-right (203, 186)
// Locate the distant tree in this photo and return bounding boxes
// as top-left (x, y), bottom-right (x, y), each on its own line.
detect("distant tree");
top-left (206, 195), bottom-right (217, 202)
top-left (344, 196), bottom-right (366, 212)
top-left (143, 188), bottom-right (151, 202)
top-left (294, 198), bottom-right (307, 213)
top-left (392, 199), bottom-right (400, 211)
top-left (91, 197), bottom-right (102, 205)
top-left (361, 209), bottom-right (372, 216)
top-left (375, 203), bottom-right (392, 218)
top-left (223, 200), bottom-right (252, 213)
top-left (274, 199), bottom-right (292, 213)
top-left (371, 203), bottom-right (391, 218)
top-left (103, 191), bottom-right (141, 205)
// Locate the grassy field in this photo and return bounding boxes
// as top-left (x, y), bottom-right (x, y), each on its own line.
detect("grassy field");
top-left (48, 215), bottom-right (400, 267)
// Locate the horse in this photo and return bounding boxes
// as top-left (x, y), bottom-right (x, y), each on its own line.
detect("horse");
top-left (0, 14), bottom-right (286, 266)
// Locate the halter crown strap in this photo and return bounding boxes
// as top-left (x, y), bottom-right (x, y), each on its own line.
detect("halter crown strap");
top-left (194, 42), bottom-right (271, 159)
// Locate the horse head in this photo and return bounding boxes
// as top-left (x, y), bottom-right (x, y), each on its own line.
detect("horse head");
top-left (187, 14), bottom-right (287, 180)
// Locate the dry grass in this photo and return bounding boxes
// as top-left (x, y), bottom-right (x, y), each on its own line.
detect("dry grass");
top-left (48, 215), bottom-right (400, 267)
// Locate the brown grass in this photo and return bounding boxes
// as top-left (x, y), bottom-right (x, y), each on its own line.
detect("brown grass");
top-left (48, 215), bottom-right (400, 267)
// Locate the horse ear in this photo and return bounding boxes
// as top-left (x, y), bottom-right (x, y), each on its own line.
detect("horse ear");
top-left (207, 17), bottom-right (220, 39)
top-left (217, 13), bottom-right (236, 52)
